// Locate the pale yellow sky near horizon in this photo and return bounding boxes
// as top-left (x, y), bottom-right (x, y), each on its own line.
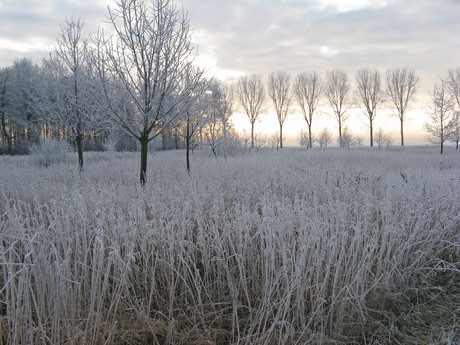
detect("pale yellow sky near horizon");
top-left (231, 106), bottom-right (427, 147)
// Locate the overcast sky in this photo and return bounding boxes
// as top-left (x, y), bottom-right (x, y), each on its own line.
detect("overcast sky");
top-left (1, 0), bottom-right (459, 144)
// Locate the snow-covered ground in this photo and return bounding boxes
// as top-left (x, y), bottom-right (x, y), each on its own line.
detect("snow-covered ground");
top-left (1, 147), bottom-right (459, 344)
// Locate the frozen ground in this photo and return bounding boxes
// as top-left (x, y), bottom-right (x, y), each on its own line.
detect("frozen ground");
top-left (1, 147), bottom-right (459, 344)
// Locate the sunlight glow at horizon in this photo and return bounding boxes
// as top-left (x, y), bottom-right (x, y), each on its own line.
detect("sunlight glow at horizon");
top-left (231, 106), bottom-right (427, 147)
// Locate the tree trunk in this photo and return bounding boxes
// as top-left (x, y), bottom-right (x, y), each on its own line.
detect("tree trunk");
top-left (75, 134), bottom-right (84, 171)
top-left (279, 123), bottom-right (283, 149)
top-left (186, 120), bottom-right (190, 174)
top-left (440, 127), bottom-right (444, 155)
top-left (308, 124), bottom-right (312, 149)
top-left (369, 119), bottom-right (373, 147)
top-left (338, 121), bottom-right (343, 148)
top-left (140, 134), bottom-right (148, 185)
top-left (251, 122), bottom-right (255, 148)
top-left (6, 135), bottom-right (12, 154)
top-left (1, 79), bottom-right (11, 153)
top-left (1, 116), bottom-right (12, 153)
top-left (210, 144), bottom-right (217, 158)
top-left (400, 117), bottom-right (404, 146)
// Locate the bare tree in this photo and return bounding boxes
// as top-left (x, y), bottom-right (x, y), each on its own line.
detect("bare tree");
top-left (268, 71), bottom-right (292, 148)
top-left (445, 68), bottom-right (460, 150)
top-left (215, 80), bottom-right (235, 142)
top-left (236, 74), bottom-right (265, 148)
top-left (269, 132), bottom-right (280, 149)
top-left (383, 134), bottom-right (393, 148)
top-left (298, 129), bottom-right (308, 149)
top-left (324, 69), bottom-right (351, 148)
top-left (318, 127), bottom-right (333, 148)
top-left (201, 82), bottom-right (226, 158)
top-left (176, 73), bottom-right (208, 173)
top-left (0, 67), bottom-right (12, 153)
top-left (375, 127), bottom-right (387, 150)
top-left (425, 79), bottom-right (454, 154)
top-left (446, 111), bottom-right (460, 150)
top-left (341, 126), bottom-right (355, 149)
top-left (218, 81), bottom-right (239, 155)
top-left (293, 71), bottom-right (322, 149)
top-left (205, 79), bottom-right (235, 155)
top-left (386, 67), bottom-right (419, 146)
top-left (355, 68), bottom-right (384, 146)
top-left (39, 17), bottom-right (95, 171)
top-left (96, 0), bottom-right (206, 184)
top-left (446, 67), bottom-right (460, 108)
top-left (4, 59), bottom-right (41, 152)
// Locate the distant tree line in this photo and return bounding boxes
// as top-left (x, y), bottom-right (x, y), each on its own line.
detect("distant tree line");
top-left (1, 0), bottom-right (459, 178)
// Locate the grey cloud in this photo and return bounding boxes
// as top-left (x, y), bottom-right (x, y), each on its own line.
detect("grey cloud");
top-left (179, 0), bottom-right (460, 85)
top-left (1, 0), bottom-right (458, 93)
top-left (0, 0), bottom-right (107, 66)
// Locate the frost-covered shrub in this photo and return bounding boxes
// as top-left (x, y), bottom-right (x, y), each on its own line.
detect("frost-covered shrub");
top-left (114, 135), bottom-right (138, 151)
top-left (29, 138), bottom-right (72, 167)
top-left (102, 139), bottom-right (116, 152)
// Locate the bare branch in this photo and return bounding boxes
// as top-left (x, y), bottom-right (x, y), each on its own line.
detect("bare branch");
top-left (236, 74), bottom-right (265, 148)
top-left (324, 69), bottom-right (351, 148)
top-left (355, 68), bottom-right (384, 146)
top-left (268, 71), bottom-right (292, 148)
top-left (386, 67), bottom-right (419, 146)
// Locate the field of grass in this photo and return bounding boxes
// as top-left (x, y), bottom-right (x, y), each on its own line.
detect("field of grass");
top-left (1, 147), bottom-right (459, 344)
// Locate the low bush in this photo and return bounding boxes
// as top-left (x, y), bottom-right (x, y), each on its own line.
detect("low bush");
top-left (28, 138), bottom-right (72, 167)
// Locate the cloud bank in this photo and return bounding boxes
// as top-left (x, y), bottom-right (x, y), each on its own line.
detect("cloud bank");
top-left (1, 0), bottom-right (458, 81)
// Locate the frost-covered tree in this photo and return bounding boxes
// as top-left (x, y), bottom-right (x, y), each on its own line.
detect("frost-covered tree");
top-left (175, 74), bottom-right (210, 172)
top-left (268, 71), bottom-right (292, 148)
top-left (318, 127), bottom-right (333, 148)
top-left (446, 67), bottom-right (460, 109)
top-left (324, 69), bottom-right (351, 148)
top-left (374, 127), bottom-right (387, 150)
top-left (446, 68), bottom-right (460, 150)
top-left (356, 68), bottom-right (384, 147)
top-left (0, 67), bottom-right (13, 153)
top-left (386, 67), bottom-right (419, 146)
top-left (202, 79), bottom-right (236, 156)
top-left (298, 129), bottom-right (309, 149)
top-left (446, 111), bottom-right (460, 150)
top-left (3, 59), bottom-right (41, 152)
top-left (197, 80), bottom-right (240, 158)
top-left (96, 0), bottom-right (206, 184)
top-left (213, 80), bottom-right (235, 142)
top-left (236, 74), bottom-right (265, 148)
top-left (341, 126), bottom-right (355, 149)
top-left (294, 71), bottom-right (322, 149)
top-left (38, 17), bottom-right (97, 171)
top-left (383, 134), bottom-right (393, 148)
top-left (425, 79), bottom-right (454, 154)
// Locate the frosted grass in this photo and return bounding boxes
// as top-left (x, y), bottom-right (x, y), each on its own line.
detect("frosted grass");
top-left (1, 148), bottom-right (459, 344)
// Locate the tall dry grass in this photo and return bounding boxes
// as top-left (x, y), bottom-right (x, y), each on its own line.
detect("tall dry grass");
top-left (1, 148), bottom-right (459, 344)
